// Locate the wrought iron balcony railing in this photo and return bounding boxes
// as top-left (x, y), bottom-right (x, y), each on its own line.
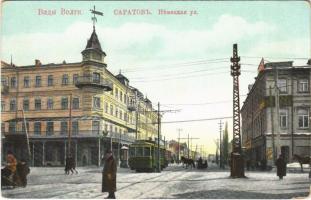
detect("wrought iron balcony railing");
top-left (127, 104), bottom-right (136, 112)
top-left (75, 76), bottom-right (113, 91)
top-left (3, 130), bottom-right (136, 142)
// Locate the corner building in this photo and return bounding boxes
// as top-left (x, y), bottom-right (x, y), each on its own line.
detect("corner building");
top-left (241, 60), bottom-right (311, 167)
top-left (1, 27), bottom-right (159, 166)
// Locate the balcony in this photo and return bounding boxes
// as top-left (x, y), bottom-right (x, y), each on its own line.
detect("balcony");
top-left (75, 76), bottom-right (113, 91)
top-left (3, 131), bottom-right (136, 143)
top-left (1, 85), bottom-right (9, 94)
top-left (127, 104), bottom-right (136, 112)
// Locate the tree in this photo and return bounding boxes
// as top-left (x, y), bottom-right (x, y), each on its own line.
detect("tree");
top-left (223, 122), bottom-right (229, 166)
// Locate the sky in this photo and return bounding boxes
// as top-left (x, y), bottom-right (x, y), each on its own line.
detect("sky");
top-left (1, 1), bottom-right (310, 155)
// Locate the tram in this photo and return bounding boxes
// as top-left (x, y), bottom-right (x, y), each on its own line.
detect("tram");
top-left (128, 140), bottom-right (168, 172)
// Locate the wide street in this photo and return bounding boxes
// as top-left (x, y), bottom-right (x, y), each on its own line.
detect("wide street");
top-left (2, 164), bottom-right (310, 199)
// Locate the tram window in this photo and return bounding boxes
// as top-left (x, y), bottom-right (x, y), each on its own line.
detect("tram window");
top-left (129, 148), bottom-right (135, 157)
top-left (144, 147), bottom-right (150, 157)
top-left (136, 147), bottom-right (143, 156)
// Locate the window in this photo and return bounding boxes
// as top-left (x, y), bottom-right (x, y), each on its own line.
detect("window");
top-left (298, 108), bottom-right (309, 128)
top-left (92, 121), bottom-right (100, 134)
top-left (1, 123), bottom-right (5, 133)
top-left (61, 97), bottom-right (68, 110)
top-left (124, 113), bottom-right (128, 121)
top-left (1, 77), bottom-right (7, 86)
top-left (110, 87), bottom-right (114, 96)
top-left (105, 102), bottom-right (108, 113)
top-left (277, 79), bottom-right (287, 93)
top-left (115, 88), bottom-right (118, 99)
top-left (144, 147), bottom-right (150, 157)
top-left (115, 108), bottom-right (118, 117)
top-left (72, 98), bottom-right (79, 109)
top-left (23, 99), bottom-right (29, 111)
top-left (34, 122), bottom-right (41, 135)
top-left (46, 121), bottom-right (54, 135)
top-left (93, 97), bottom-right (101, 109)
top-left (110, 105), bottom-right (113, 115)
top-left (93, 72), bottom-right (100, 83)
top-left (120, 110), bottom-right (122, 119)
top-left (48, 75), bottom-right (53, 86)
top-left (24, 76), bottom-right (30, 88)
top-left (298, 79), bottom-right (309, 93)
top-left (120, 91), bottom-right (123, 102)
top-left (60, 121), bottom-right (68, 135)
top-left (124, 94), bottom-right (127, 104)
top-left (72, 121), bottom-right (79, 135)
top-left (129, 148), bottom-right (135, 157)
top-left (62, 74), bottom-right (69, 85)
top-left (10, 99), bottom-right (16, 111)
top-left (10, 77), bottom-right (17, 88)
top-left (115, 127), bottom-right (117, 133)
top-left (136, 147), bottom-right (143, 156)
top-left (35, 76), bottom-right (41, 87)
top-left (1, 101), bottom-right (5, 112)
top-left (73, 74), bottom-right (78, 84)
top-left (22, 121), bottom-right (29, 133)
top-left (9, 122), bottom-right (16, 133)
top-left (35, 98), bottom-right (41, 110)
top-left (104, 124), bottom-right (108, 132)
top-left (279, 109), bottom-right (288, 129)
top-left (47, 98), bottom-right (53, 110)
top-left (110, 125), bottom-right (113, 132)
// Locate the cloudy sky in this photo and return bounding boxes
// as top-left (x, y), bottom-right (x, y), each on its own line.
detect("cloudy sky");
top-left (1, 1), bottom-right (310, 154)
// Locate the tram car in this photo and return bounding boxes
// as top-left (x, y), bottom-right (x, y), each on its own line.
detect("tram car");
top-left (129, 140), bottom-right (168, 172)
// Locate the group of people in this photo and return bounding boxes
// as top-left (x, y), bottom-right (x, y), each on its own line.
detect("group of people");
top-left (1, 151), bottom-right (30, 188)
top-left (197, 157), bottom-right (208, 169)
top-left (64, 155), bottom-right (78, 175)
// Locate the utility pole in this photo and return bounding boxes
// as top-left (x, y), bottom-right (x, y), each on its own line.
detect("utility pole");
top-left (177, 128), bottom-right (183, 163)
top-left (21, 109), bottom-right (31, 161)
top-left (274, 66), bottom-right (281, 157)
top-left (135, 91), bottom-right (139, 140)
top-left (230, 43), bottom-right (245, 178)
top-left (179, 135), bottom-right (199, 159)
top-left (218, 120), bottom-right (224, 169)
top-left (68, 93), bottom-right (72, 157)
top-left (157, 102), bottom-right (161, 172)
top-left (269, 86), bottom-right (276, 163)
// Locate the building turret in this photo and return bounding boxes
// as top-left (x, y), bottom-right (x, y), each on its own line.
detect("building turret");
top-left (81, 27), bottom-right (106, 63)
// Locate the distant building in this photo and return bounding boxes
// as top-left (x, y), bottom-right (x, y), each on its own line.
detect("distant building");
top-left (1, 26), bottom-right (159, 166)
top-left (241, 60), bottom-right (311, 167)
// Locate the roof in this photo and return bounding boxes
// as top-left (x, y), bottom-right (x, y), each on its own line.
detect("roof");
top-left (84, 28), bottom-right (104, 53)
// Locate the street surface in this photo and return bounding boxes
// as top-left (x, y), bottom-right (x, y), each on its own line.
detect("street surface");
top-left (2, 163), bottom-right (310, 199)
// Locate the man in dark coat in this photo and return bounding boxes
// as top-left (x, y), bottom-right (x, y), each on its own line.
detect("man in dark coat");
top-left (16, 159), bottom-right (30, 187)
top-left (102, 149), bottom-right (117, 199)
top-left (276, 154), bottom-right (287, 180)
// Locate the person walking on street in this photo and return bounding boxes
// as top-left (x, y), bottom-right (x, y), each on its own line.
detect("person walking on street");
top-left (102, 149), bottom-right (117, 199)
top-left (276, 154), bottom-right (287, 180)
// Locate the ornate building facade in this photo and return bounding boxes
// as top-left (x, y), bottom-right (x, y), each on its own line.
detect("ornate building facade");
top-left (1, 27), bottom-right (159, 166)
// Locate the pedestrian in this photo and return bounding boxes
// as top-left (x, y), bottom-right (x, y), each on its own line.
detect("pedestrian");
top-left (102, 149), bottom-right (117, 199)
top-left (16, 159), bottom-right (30, 187)
top-left (6, 151), bottom-right (17, 178)
top-left (276, 154), bottom-right (287, 180)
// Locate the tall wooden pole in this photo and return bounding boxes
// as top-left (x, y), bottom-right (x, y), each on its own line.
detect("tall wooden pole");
top-left (157, 102), bottom-right (161, 172)
top-left (68, 94), bottom-right (72, 157)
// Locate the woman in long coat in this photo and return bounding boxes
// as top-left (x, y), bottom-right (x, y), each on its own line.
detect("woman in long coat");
top-left (102, 150), bottom-right (117, 199)
top-left (276, 154), bottom-right (286, 180)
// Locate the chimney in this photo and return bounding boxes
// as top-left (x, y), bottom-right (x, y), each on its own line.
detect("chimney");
top-left (307, 59), bottom-right (311, 65)
top-left (35, 59), bottom-right (41, 67)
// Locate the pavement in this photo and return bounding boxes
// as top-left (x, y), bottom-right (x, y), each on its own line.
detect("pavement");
top-left (1, 163), bottom-right (311, 199)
